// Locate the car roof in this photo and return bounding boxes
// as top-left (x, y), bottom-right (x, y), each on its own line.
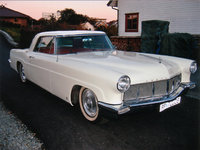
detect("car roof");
top-left (37, 30), bottom-right (106, 37)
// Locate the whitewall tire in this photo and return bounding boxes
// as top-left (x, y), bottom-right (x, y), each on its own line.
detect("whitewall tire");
top-left (79, 87), bottom-right (99, 122)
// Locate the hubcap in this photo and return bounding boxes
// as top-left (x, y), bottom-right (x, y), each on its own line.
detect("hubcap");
top-left (82, 89), bottom-right (97, 117)
top-left (20, 65), bottom-right (26, 81)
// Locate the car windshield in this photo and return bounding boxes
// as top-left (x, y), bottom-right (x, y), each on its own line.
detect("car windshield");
top-left (56, 35), bottom-right (114, 54)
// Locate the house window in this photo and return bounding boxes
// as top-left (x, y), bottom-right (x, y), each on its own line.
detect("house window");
top-left (14, 18), bottom-right (18, 22)
top-left (125, 13), bottom-right (139, 32)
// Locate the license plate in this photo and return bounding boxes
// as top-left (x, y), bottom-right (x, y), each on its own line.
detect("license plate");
top-left (159, 97), bottom-right (181, 112)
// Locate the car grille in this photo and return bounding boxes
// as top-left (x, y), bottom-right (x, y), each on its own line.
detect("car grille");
top-left (123, 74), bottom-right (181, 103)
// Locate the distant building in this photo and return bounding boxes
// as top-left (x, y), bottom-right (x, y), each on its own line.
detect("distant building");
top-left (0, 5), bottom-right (32, 26)
top-left (42, 12), bottom-right (60, 20)
top-left (93, 18), bottom-right (108, 28)
top-left (81, 22), bottom-right (95, 31)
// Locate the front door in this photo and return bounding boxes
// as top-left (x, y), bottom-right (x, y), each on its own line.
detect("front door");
top-left (27, 36), bottom-right (56, 92)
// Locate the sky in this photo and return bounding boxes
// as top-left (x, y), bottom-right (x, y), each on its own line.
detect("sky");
top-left (1, 0), bottom-right (117, 22)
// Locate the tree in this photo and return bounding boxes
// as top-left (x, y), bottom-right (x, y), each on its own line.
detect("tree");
top-left (58, 8), bottom-right (88, 25)
top-left (87, 17), bottom-right (97, 26)
top-left (95, 21), bottom-right (118, 37)
top-left (37, 18), bottom-right (48, 26)
top-left (37, 14), bottom-right (59, 31)
top-left (106, 24), bottom-right (118, 37)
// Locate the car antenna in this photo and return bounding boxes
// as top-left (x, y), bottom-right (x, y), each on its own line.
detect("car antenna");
top-left (55, 36), bottom-right (59, 62)
top-left (56, 48), bottom-right (59, 62)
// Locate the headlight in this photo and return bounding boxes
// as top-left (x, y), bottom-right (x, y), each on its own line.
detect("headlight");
top-left (190, 62), bottom-right (197, 74)
top-left (117, 75), bottom-right (131, 92)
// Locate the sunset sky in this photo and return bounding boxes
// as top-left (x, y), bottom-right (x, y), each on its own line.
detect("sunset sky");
top-left (1, 0), bottom-right (117, 22)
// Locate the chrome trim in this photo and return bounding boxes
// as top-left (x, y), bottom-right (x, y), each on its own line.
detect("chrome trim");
top-left (152, 82), bottom-right (155, 96)
top-left (182, 82), bottom-right (196, 89)
top-left (123, 74), bottom-right (181, 102)
top-left (98, 82), bottom-right (195, 115)
top-left (190, 61), bottom-right (197, 74)
top-left (117, 75), bottom-right (131, 93)
top-left (98, 102), bottom-right (122, 112)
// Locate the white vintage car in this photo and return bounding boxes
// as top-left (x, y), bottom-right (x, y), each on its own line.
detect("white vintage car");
top-left (9, 31), bottom-right (197, 122)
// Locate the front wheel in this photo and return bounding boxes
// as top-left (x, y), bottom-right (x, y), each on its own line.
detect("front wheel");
top-left (18, 63), bottom-right (27, 83)
top-left (79, 87), bottom-right (99, 122)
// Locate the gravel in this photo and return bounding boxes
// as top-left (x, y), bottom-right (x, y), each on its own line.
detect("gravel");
top-left (0, 101), bottom-right (43, 150)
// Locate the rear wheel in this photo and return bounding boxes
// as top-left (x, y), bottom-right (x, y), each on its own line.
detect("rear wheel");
top-left (18, 63), bottom-right (27, 83)
top-left (79, 87), bottom-right (99, 122)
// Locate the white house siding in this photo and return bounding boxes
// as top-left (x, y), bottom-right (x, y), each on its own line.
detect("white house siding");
top-left (81, 22), bottom-right (95, 31)
top-left (118, 0), bottom-right (200, 36)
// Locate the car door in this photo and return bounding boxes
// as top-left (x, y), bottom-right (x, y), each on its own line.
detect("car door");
top-left (27, 36), bottom-right (56, 92)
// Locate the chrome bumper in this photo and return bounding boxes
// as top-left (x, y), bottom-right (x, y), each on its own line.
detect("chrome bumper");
top-left (98, 82), bottom-right (195, 115)
top-left (8, 59), bottom-right (11, 63)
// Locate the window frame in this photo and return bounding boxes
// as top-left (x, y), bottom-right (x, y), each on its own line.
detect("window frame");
top-left (33, 36), bottom-right (55, 54)
top-left (125, 13), bottom-right (139, 32)
top-left (55, 35), bottom-right (114, 55)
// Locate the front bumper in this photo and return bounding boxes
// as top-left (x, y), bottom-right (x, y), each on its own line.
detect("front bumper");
top-left (8, 59), bottom-right (11, 63)
top-left (98, 82), bottom-right (195, 115)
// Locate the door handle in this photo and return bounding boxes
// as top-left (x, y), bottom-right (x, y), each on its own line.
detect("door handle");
top-left (29, 56), bottom-right (34, 59)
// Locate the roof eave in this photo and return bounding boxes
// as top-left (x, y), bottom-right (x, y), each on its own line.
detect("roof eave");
top-left (0, 6), bottom-right (33, 20)
top-left (107, 0), bottom-right (118, 7)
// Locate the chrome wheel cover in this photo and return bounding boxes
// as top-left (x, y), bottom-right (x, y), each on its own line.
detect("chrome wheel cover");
top-left (82, 89), bottom-right (98, 118)
top-left (20, 65), bottom-right (26, 82)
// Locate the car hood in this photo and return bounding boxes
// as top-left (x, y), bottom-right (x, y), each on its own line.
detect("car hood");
top-left (60, 50), bottom-right (181, 84)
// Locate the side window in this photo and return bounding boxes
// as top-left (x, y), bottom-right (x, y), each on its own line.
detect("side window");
top-left (34, 36), bottom-right (54, 54)
top-left (56, 37), bottom-right (74, 54)
top-left (57, 37), bottom-right (73, 48)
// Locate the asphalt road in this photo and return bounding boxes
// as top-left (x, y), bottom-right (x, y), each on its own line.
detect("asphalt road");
top-left (0, 34), bottom-right (199, 150)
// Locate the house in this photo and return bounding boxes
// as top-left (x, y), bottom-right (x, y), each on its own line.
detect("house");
top-left (0, 5), bottom-right (32, 26)
top-left (107, 0), bottom-right (200, 53)
top-left (81, 22), bottom-right (95, 31)
top-left (93, 18), bottom-right (108, 28)
top-left (108, 0), bottom-right (200, 36)
top-left (42, 12), bottom-right (60, 20)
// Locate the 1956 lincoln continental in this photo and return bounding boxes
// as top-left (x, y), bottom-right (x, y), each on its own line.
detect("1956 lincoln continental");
top-left (9, 31), bottom-right (197, 121)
